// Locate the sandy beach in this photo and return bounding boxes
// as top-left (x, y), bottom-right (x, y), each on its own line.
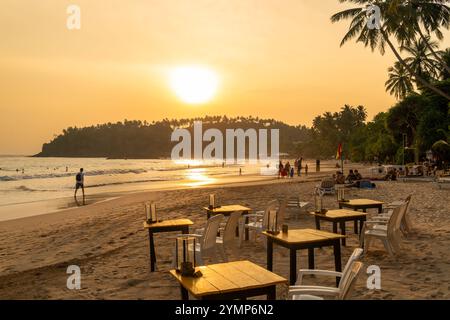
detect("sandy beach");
top-left (0, 167), bottom-right (449, 300)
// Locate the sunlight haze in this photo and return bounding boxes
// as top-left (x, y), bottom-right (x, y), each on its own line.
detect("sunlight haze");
top-left (0, 0), bottom-right (449, 154)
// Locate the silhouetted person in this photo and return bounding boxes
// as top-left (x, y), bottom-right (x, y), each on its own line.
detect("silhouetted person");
top-left (305, 164), bottom-right (308, 175)
top-left (74, 168), bottom-right (85, 205)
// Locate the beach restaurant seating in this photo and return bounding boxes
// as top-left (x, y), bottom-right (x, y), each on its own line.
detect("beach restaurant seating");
top-left (287, 194), bottom-right (310, 220)
top-left (295, 248), bottom-right (363, 287)
top-left (316, 178), bottom-right (336, 195)
top-left (240, 199), bottom-right (278, 246)
top-left (360, 203), bottom-right (406, 256)
top-left (288, 261), bottom-right (363, 300)
top-left (179, 214), bottom-right (224, 265)
top-left (373, 195), bottom-right (412, 236)
top-left (216, 211), bottom-right (242, 261)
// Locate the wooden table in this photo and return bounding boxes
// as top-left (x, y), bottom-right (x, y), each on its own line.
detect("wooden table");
top-left (310, 209), bottom-right (368, 246)
top-left (204, 205), bottom-right (252, 240)
top-left (170, 260), bottom-right (287, 300)
top-left (143, 219), bottom-right (194, 272)
top-left (338, 199), bottom-right (384, 213)
top-left (263, 228), bottom-right (345, 285)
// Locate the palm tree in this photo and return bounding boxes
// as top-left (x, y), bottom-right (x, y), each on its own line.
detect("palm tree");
top-left (440, 48), bottom-right (450, 79)
top-left (331, 0), bottom-right (450, 100)
top-left (385, 62), bottom-right (414, 99)
top-left (402, 36), bottom-right (441, 81)
top-left (388, 0), bottom-right (450, 75)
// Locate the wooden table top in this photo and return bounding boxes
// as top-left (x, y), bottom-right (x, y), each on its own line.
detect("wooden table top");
top-left (309, 209), bottom-right (368, 219)
top-left (203, 205), bottom-right (252, 213)
top-left (340, 199), bottom-right (384, 206)
top-left (169, 260), bottom-right (287, 298)
top-left (143, 218), bottom-right (194, 229)
top-left (262, 228), bottom-right (345, 245)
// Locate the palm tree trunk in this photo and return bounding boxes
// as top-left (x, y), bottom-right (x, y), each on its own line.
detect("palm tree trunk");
top-left (381, 29), bottom-right (450, 100)
top-left (417, 26), bottom-right (450, 75)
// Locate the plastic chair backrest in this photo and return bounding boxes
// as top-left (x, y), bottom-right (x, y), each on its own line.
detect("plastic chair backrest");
top-left (321, 179), bottom-right (335, 189)
top-left (277, 198), bottom-right (288, 226)
top-left (340, 248), bottom-right (363, 285)
top-left (387, 206), bottom-right (402, 238)
top-left (202, 214), bottom-right (224, 250)
top-left (222, 211), bottom-right (242, 245)
top-left (339, 261), bottom-right (363, 300)
top-left (262, 200), bottom-right (279, 229)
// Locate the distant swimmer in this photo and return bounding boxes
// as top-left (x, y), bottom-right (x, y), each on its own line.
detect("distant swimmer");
top-left (66, 166), bottom-right (68, 172)
top-left (74, 168), bottom-right (85, 205)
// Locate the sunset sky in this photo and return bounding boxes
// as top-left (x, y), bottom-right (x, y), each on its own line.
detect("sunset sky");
top-left (1, 0), bottom-right (449, 155)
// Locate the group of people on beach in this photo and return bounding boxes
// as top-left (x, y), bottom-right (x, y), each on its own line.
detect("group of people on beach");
top-left (278, 158), bottom-right (308, 178)
top-left (333, 169), bottom-right (363, 184)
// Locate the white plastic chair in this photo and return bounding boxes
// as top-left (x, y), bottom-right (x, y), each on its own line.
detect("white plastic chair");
top-left (316, 178), bottom-right (336, 195)
top-left (287, 194), bottom-right (310, 220)
top-left (295, 248), bottom-right (364, 286)
top-left (240, 200), bottom-right (278, 246)
top-left (371, 195), bottom-right (412, 235)
top-left (180, 214), bottom-right (224, 265)
top-left (216, 211), bottom-right (242, 261)
top-left (288, 261), bottom-right (363, 300)
top-left (360, 204), bottom-right (404, 256)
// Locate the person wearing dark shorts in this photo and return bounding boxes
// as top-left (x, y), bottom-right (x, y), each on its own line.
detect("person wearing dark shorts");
top-left (74, 168), bottom-right (85, 205)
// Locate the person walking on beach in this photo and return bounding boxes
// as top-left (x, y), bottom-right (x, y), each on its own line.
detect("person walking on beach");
top-left (74, 168), bottom-right (85, 205)
top-left (298, 157), bottom-right (303, 176)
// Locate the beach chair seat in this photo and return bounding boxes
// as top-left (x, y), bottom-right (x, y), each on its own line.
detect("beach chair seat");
top-left (316, 179), bottom-right (336, 195)
top-left (295, 248), bottom-right (363, 286)
top-left (289, 261), bottom-right (363, 300)
top-left (176, 214), bottom-right (224, 265)
top-left (240, 200), bottom-right (278, 246)
top-left (287, 196), bottom-right (310, 220)
top-left (360, 203), bottom-right (407, 256)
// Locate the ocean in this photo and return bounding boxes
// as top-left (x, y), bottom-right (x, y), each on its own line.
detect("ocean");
top-left (0, 156), bottom-right (275, 207)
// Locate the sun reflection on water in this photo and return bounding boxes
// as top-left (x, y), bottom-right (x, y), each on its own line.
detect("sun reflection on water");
top-left (184, 168), bottom-right (216, 187)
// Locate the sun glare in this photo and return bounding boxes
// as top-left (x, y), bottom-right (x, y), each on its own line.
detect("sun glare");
top-left (169, 66), bottom-right (219, 104)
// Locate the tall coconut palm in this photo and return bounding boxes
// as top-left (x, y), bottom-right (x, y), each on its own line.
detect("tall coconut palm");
top-left (331, 0), bottom-right (450, 100)
top-left (440, 48), bottom-right (450, 79)
top-left (402, 35), bottom-right (441, 81)
top-left (396, 0), bottom-right (450, 74)
top-left (385, 62), bottom-right (414, 99)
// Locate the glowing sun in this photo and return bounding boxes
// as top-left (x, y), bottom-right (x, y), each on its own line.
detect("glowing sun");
top-left (169, 66), bottom-right (219, 104)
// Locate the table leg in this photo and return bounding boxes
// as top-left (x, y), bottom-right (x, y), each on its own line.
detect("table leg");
top-left (207, 211), bottom-right (211, 219)
top-left (339, 221), bottom-right (346, 246)
top-left (245, 214), bottom-right (249, 241)
top-left (267, 238), bottom-right (273, 271)
top-left (290, 249), bottom-right (297, 285)
top-left (149, 230), bottom-right (156, 272)
top-left (308, 248), bottom-right (314, 269)
top-left (267, 285), bottom-right (276, 300)
top-left (354, 220), bottom-right (358, 234)
top-left (182, 226), bottom-right (189, 234)
top-left (315, 216), bottom-right (321, 230)
top-left (338, 203), bottom-right (343, 209)
top-left (360, 217), bottom-right (366, 234)
top-left (333, 222), bottom-right (338, 234)
top-left (333, 240), bottom-right (342, 287)
top-left (363, 208), bottom-right (367, 213)
top-left (378, 205), bottom-right (382, 213)
top-left (180, 285), bottom-right (189, 300)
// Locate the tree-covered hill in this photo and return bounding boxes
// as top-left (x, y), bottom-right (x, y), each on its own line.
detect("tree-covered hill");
top-left (35, 116), bottom-right (311, 159)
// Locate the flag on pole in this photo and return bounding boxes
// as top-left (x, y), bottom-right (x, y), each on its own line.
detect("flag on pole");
top-left (336, 143), bottom-right (342, 160)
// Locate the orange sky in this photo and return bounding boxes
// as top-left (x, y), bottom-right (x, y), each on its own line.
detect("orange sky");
top-left (0, 0), bottom-right (449, 154)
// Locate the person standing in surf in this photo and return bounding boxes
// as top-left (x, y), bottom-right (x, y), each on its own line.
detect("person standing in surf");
top-left (74, 168), bottom-right (85, 205)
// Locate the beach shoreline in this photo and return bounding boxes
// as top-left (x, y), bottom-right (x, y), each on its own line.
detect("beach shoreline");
top-left (0, 166), bottom-right (449, 299)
